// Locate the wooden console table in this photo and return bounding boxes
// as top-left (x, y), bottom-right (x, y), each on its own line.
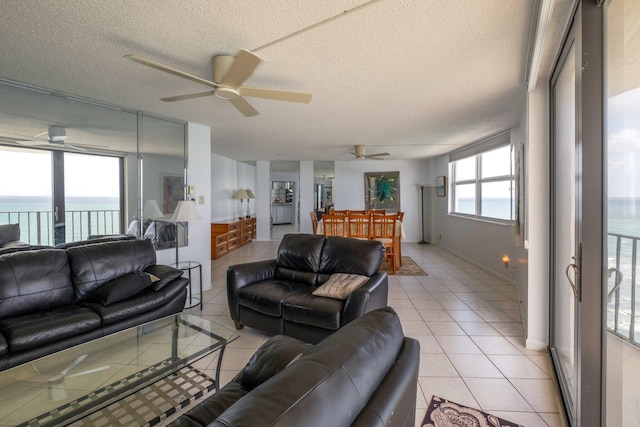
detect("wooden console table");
top-left (211, 217), bottom-right (256, 259)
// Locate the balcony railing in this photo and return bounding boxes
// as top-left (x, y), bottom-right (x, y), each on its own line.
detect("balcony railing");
top-left (0, 209), bottom-right (121, 246)
top-left (608, 232), bottom-right (640, 347)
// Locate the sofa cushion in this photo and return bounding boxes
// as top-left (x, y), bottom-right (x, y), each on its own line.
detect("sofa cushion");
top-left (0, 305), bottom-right (101, 352)
top-left (318, 237), bottom-right (384, 281)
top-left (282, 293), bottom-right (344, 330)
top-left (80, 277), bottom-right (188, 325)
top-left (0, 249), bottom-right (73, 318)
top-left (312, 273), bottom-right (370, 300)
top-left (89, 271), bottom-right (157, 306)
top-left (67, 239), bottom-right (157, 301)
top-left (241, 335), bottom-right (312, 390)
top-left (170, 381), bottom-right (249, 427)
top-left (211, 307), bottom-right (404, 427)
top-left (145, 264), bottom-right (184, 291)
top-left (0, 223), bottom-right (20, 247)
top-left (274, 234), bottom-right (326, 286)
top-left (238, 280), bottom-right (314, 317)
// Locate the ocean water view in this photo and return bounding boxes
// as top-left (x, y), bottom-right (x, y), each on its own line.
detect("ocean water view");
top-left (0, 195), bottom-right (121, 245)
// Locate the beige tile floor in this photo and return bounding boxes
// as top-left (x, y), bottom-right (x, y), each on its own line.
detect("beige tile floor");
top-left (184, 240), bottom-right (568, 427)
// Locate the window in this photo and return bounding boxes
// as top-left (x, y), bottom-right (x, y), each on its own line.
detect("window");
top-left (449, 139), bottom-right (514, 222)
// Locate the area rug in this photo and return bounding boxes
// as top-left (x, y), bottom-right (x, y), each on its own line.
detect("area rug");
top-left (380, 256), bottom-right (429, 276)
top-left (422, 396), bottom-right (524, 427)
top-left (68, 365), bottom-right (216, 427)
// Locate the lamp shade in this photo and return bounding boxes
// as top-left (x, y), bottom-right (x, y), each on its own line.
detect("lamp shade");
top-left (143, 200), bottom-right (163, 219)
top-left (245, 189), bottom-right (255, 199)
top-left (170, 200), bottom-right (202, 222)
top-left (233, 189), bottom-right (249, 200)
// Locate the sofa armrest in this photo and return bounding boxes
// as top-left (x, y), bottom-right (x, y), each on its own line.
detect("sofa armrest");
top-left (341, 272), bottom-right (389, 325)
top-left (227, 260), bottom-right (277, 321)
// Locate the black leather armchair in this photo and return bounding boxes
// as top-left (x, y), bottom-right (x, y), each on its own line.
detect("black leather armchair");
top-left (170, 307), bottom-right (419, 427)
top-left (227, 233), bottom-right (388, 343)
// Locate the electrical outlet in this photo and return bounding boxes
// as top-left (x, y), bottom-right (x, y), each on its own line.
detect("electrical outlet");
top-left (198, 195), bottom-right (205, 204)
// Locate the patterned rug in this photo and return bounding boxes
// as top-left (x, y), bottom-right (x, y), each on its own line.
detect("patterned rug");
top-left (68, 365), bottom-right (215, 427)
top-left (422, 396), bottom-right (524, 427)
top-left (380, 256), bottom-right (429, 276)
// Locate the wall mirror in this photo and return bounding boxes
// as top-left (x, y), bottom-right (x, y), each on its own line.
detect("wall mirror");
top-left (314, 161), bottom-right (334, 213)
top-left (0, 79), bottom-right (187, 250)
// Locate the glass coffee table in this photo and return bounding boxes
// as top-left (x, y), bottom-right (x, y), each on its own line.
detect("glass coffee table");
top-left (0, 313), bottom-right (238, 427)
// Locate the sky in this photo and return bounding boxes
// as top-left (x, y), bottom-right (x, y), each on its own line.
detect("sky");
top-left (0, 148), bottom-right (120, 197)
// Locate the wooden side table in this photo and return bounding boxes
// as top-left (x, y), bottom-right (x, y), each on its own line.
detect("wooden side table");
top-left (174, 261), bottom-right (203, 310)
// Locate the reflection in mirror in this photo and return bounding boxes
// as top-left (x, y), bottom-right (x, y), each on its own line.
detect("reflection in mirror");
top-left (0, 79), bottom-right (187, 251)
top-left (138, 114), bottom-right (187, 250)
top-left (313, 161), bottom-right (334, 215)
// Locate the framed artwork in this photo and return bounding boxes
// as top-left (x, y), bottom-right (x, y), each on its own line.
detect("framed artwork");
top-left (364, 171), bottom-right (400, 211)
top-left (162, 174), bottom-right (184, 214)
top-left (436, 176), bottom-right (446, 197)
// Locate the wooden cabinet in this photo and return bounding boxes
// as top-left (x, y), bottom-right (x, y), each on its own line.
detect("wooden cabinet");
top-left (211, 217), bottom-right (256, 259)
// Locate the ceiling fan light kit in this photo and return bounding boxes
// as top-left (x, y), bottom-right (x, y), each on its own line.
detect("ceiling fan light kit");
top-left (125, 49), bottom-right (311, 117)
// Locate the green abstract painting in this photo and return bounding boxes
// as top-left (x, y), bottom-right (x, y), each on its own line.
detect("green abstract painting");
top-left (364, 171), bottom-right (400, 211)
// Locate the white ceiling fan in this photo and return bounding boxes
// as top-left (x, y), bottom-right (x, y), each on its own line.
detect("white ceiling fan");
top-left (124, 49), bottom-right (312, 117)
top-left (0, 126), bottom-right (102, 152)
top-left (351, 145), bottom-right (390, 160)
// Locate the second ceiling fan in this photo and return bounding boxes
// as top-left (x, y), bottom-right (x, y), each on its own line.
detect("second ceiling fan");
top-left (125, 49), bottom-right (311, 117)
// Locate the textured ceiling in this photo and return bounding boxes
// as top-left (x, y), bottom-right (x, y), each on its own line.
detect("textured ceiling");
top-left (0, 0), bottom-right (539, 161)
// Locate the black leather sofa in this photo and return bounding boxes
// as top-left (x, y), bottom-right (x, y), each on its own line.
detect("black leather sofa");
top-left (170, 307), bottom-right (420, 427)
top-left (227, 233), bottom-right (389, 343)
top-left (0, 238), bottom-right (188, 371)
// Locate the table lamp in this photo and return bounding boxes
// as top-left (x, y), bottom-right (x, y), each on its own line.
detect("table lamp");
top-left (233, 189), bottom-right (249, 220)
top-left (170, 200), bottom-right (201, 266)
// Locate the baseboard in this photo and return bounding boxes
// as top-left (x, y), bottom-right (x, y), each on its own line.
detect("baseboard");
top-left (525, 338), bottom-right (548, 351)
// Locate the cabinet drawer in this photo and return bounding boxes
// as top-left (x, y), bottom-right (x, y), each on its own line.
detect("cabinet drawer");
top-left (215, 234), bottom-right (227, 245)
top-left (228, 230), bottom-right (240, 239)
top-left (229, 222), bottom-right (241, 231)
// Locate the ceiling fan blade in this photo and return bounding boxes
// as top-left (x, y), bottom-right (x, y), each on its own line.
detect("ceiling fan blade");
top-left (161, 91), bottom-right (216, 102)
top-left (239, 87), bottom-right (312, 104)
top-left (229, 96), bottom-right (259, 117)
top-left (124, 54), bottom-right (219, 89)
top-left (365, 153), bottom-right (390, 158)
top-left (65, 144), bottom-right (88, 152)
top-left (220, 49), bottom-right (261, 89)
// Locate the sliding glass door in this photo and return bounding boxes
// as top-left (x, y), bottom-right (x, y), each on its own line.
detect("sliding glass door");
top-left (549, 2), bottom-right (604, 426)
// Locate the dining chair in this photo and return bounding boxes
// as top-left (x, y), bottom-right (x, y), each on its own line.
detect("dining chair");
top-left (371, 214), bottom-right (397, 274)
top-left (310, 211), bottom-right (319, 235)
top-left (322, 214), bottom-right (347, 237)
top-left (396, 211), bottom-right (405, 222)
top-left (347, 213), bottom-right (372, 240)
top-left (329, 209), bottom-right (348, 216)
top-left (368, 209), bottom-right (386, 217)
top-left (347, 209), bottom-right (367, 217)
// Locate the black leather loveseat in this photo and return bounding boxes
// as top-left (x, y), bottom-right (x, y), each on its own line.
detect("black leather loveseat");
top-left (170, 307), bottom-right (420, 427)
top-left (0, 238), bottom-right (188, 371)
top-left (227, 233), bottom-right (388, 343)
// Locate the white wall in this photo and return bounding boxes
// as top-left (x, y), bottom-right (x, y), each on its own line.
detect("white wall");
top-left (156, 123), bottom-right (212, 293)
top-left (334, 160), bottom-right (429, 242)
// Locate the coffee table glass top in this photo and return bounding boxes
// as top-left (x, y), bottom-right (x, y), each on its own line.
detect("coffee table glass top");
top-left (0, 313), bottom-right (238, 427)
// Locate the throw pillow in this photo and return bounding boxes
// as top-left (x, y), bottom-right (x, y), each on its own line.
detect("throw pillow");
top-left (241, 335), bottom-right (312, 391)
top-left (145, 264), bottom-right (184, 291)
top-left (312, 273), bottom-right (370, 300)
top-left (89, 271), bottom-right (156, 306)
top-left (0, 223), bottom-right (20, 247)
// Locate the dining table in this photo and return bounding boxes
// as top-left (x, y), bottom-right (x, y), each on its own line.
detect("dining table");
top-left (316, 218), bottom-right (405, 272)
